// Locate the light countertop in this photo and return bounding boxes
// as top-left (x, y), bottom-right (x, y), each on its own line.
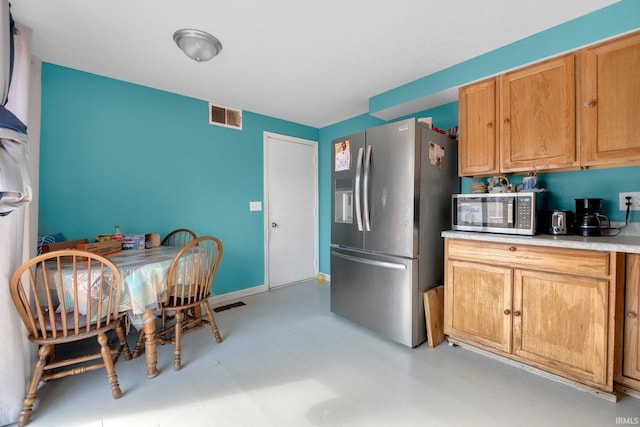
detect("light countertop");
top-left (442, 229), bottom-right (640, 254)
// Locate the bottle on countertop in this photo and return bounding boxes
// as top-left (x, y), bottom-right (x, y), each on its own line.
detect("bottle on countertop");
top-left (113, 225), bottom-right (123, 240)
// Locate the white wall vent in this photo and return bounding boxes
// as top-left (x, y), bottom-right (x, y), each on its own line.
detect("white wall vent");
top-left (209, 102), bottom-right (242, 130)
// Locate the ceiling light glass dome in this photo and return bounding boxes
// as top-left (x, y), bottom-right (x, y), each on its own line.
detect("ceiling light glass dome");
top-left (173, 29), bottom-right (222, 62)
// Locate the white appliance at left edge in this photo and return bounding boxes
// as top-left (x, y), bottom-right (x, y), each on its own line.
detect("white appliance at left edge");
top-left (330, 118), bottom-right (459, 347)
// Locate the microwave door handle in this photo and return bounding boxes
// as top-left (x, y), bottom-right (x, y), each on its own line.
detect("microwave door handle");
top-left (508, 198), bottom-right (514, 225)
top-left (363, 144), bottom-right (372, 231)
top-left (354, 147), bottom-right (364, 231)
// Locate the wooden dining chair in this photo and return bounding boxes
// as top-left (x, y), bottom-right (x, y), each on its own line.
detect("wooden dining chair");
top-left (131, 228), bottom-right (196, 359)
top-left (155, 236), bottom-right (223, 370)
top-left (10, 250), bottom-right (131, 427)
top-left (161, 228), bottom-right (197, 247)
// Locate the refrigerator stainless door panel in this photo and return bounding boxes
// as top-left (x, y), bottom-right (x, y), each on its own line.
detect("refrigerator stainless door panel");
top-left (331, 131), bottom-right (366, 249)
top-left (417, 128), bottom-right (460, 293)
top-left (330, 247), bottom-right (424, 347)
top-left (364, 119), bottom-right (418, 257)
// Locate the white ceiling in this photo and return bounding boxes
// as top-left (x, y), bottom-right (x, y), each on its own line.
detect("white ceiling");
top-left (10, 0), bottom-right (619, 128)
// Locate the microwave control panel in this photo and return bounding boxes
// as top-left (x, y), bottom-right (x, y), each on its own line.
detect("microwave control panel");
top-left (516, 198), bottom-right (533, 229)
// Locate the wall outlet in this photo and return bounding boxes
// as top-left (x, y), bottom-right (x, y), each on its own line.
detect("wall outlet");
top-left (619, 192), bottom-right (640, 211)
top-left (249, 201), bottom-right (262, 211)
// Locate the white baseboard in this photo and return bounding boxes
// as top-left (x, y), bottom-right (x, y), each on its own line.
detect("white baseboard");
top-left (210, 284), bottom-right (266, 306)
top-left (208, 276), bottom-right (331, 307)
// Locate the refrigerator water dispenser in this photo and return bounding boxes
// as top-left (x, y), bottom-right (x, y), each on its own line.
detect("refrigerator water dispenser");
top-left (334, 178), bottom-right (353, 224)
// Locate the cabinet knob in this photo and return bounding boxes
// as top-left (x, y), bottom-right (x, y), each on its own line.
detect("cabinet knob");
top-left (629, 311), bottom-right (638, 319)
top-left (589, 100), bottom-right (597, 108)
top-left (504, 309), bottom-right (511, 315)
top-left (504, 118), bottom-right (510, 125)
top-left (509, 246), bottom-right (516, 252)
top-left (487, 122), bottom-right (493, 129)
top-left (513, 310), bottom-right (521, 317)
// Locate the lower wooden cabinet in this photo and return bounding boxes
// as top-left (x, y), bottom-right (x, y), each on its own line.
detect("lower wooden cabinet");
top-left (513, 269), bottom-right (609, 387)
top-left (446, 260), bottom-right (512, 353)
top-left (619, 254), bottom-right (640, 391)
top-left (444, 238), bottom-right (622, 392)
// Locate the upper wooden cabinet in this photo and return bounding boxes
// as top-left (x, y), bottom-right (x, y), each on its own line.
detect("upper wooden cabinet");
top-left (457, 30), bottom-right (640, 177)
top-left (458, 78), bottom-right (499, 176)
top-left (500, 55), bottom-right (577, 173)
top-left (578, 31), bottom-right (640, 167)
top-left (458, 55), bottom-right (577, 177)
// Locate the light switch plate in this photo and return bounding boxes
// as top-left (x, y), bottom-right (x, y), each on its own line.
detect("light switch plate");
top-left (249, 201), bottom-right (262, 211)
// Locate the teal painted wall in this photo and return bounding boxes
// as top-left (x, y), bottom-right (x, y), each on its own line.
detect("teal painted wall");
top-left (39, 64), bottom-right (318, 295)
top-left (319, 1), bottom-right (640, 274)
top-left (39, 1), bottom-right (640, 282)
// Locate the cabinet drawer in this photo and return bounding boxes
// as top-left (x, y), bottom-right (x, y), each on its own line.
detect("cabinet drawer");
top-left (446, 239), bottom-right (610, 278)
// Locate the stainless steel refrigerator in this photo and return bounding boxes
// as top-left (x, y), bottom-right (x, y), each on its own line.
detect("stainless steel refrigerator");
top-left (330, 118), bottom-right (459, 347)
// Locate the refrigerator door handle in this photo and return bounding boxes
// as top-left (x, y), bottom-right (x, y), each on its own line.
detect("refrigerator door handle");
top-left (363, 144), bottom-right (372, 231)
top-left (354, 147), bottom-right (364, 231)
top-left (332, 251), bottom-right (407, 270)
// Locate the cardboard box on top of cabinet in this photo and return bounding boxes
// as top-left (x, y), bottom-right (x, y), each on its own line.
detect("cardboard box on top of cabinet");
top-left (122, 233), bottom-right (161, 250)
top-left (146, 233), bottom-right (160, 247)
top-left (41, 238), bottom-right (122, 257)
top-left (41, 238), bottom-right (89, 253)
top-left (77, 240), bottom-right (122, 256)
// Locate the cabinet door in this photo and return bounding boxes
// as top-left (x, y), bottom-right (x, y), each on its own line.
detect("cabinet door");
top-left (444, 259), bottom-right (512, 353)
top-left (623, 254), bottom-right (640, 381)
top-left (578, 31), bottom-right (640, 167)
top-left (458, 78), bottom-right (499, 177)
top-left (513, 269), bottom-right (610, 388)
top-left (500, 55), bottom-right (577, 173)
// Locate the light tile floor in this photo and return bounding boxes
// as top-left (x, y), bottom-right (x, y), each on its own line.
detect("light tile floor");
top-left (8, 280), bottom-right (640, 427)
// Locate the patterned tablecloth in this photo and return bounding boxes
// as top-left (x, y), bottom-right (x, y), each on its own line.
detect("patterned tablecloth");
top-left (106, 246), bottom-right (180, 328)
top-left (44, 246), bottom-right (188, 328)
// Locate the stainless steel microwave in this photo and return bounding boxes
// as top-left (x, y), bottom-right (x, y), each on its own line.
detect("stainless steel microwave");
top-left (452, 192), bottom-right (546, 235)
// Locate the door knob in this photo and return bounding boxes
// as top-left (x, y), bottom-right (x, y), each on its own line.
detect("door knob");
top-left (271, 222), bottom-right (278, 228)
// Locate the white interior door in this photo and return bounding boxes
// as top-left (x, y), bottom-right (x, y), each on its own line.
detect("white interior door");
top-left (264, 132), bottom-right (318, 288)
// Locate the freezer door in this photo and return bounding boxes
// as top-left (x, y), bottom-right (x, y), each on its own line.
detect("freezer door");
top-left (331, 131), bottom-right (366, 249)
top-left (330, 248), bottom-right (424, 347)
top-left (364, 119), bottom-right (418, 257)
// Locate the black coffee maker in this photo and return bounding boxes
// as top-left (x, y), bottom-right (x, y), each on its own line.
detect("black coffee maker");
top-left (575, 198), bottom-right (609, 236)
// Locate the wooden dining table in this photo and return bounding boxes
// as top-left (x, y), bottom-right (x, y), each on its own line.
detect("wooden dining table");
top-left (105, 246), bottom-right (181, 378)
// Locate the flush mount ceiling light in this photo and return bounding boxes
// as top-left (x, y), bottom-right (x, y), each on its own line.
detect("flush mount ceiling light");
top-left (173, 29), bottom-right (222, 62)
